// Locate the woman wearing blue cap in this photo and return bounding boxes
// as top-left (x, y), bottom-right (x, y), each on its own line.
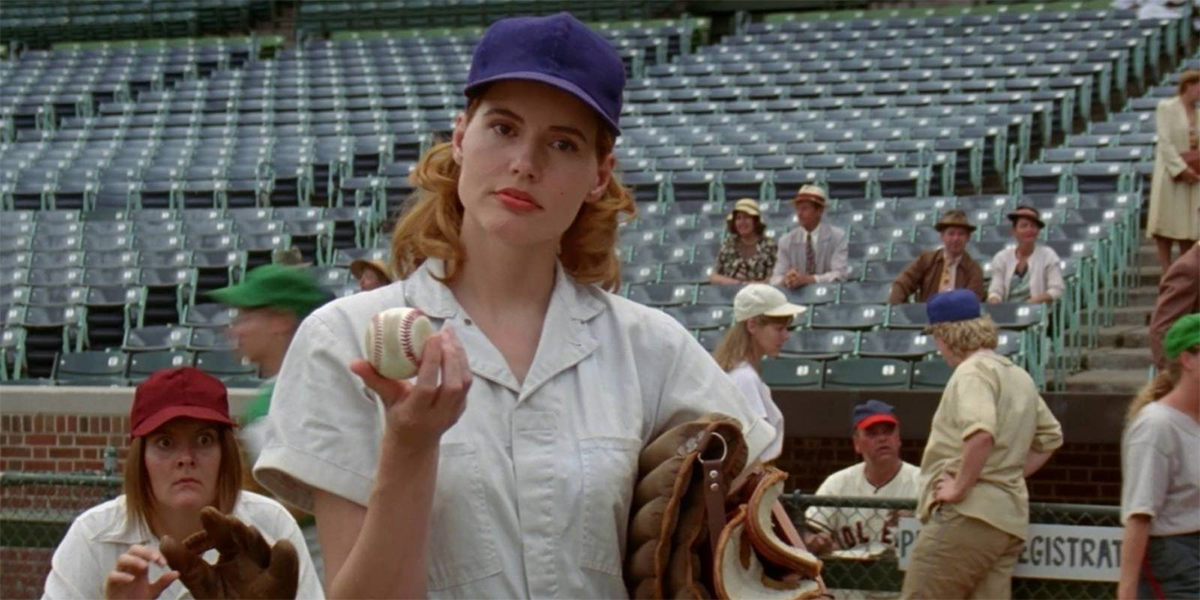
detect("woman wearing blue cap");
top-left (1118, 313), bottom-right (1200, 599)
top-left (901, 290), bottom-right (1062, 599)
top-left (251, 13), bottom-right (776, 599)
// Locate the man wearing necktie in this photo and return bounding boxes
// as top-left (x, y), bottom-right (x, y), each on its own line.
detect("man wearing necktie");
top-left (771, 185), bottom-right (850, 289)
top-left (888, 210), bottom-right (986, 304)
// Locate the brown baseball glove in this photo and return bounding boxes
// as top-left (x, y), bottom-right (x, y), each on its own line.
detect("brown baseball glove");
top-left (160, 506), bottom-right (299, 600)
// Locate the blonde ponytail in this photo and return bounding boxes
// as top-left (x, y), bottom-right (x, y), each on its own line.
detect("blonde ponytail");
top-left (1126, 362), bottom-right (1182, 423)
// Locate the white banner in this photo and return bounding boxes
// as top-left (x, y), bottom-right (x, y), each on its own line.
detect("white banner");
top-left (895, 517), bottom-right (1123, 582)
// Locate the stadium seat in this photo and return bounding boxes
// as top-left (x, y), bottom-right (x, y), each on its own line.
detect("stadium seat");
top-left (123, 325), bottom-right (191, 353)
top-left (808, 304), bottom-right (886, 330)
top-left (910, 358), bottom-right (953, 389)
top-left (887, 303), bottom-right (930, 329)
top-left (195, 350), bottom-right (258, 379)
top-left (857, 330), bottom-right (937, 359)
top-left (824, 358), bottom-right (911, 389)
top-left (129, 350), bottom-right (195, 383)
top-left (760, 357), bottom-right (824, 388)
top-left (664, 305), bottom-right (733, 330)
top-left (779, 329), bottom-right (857, 361)
top-left (54, 350), bottom-right (129, 386)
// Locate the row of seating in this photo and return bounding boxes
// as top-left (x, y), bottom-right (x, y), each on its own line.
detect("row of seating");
top-left (2, 0), bottom-right (273, 48)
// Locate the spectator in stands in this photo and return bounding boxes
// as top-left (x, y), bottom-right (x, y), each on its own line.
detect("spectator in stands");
top-left (251, 13), bottom-right (777, 599)
top-left (1150, 242), bottom-right (1200, 370)
top-left (710, 198), bottom-right (778, 285)
top-left (349, 258), bottom-right (393, 292)
top-left (271, 247), bottom-right (310, 267)
top-left (901, 290), bottom-right (1062, 600)
top-left (803, 400), bottom-right (921, 556)
top-left (986, 206), bottom-right (1064, 305)
top-left (42, 368), bottom-right (322, 600)
top-left (713, 283), bottom-right (807, 461)
top-left (770, 185), bottom-right (850, 289)
top-left (888, 210), bottom-right (985, 304)
top-left (1119, 313), bottom-right (1200, 600)
top-left (1147, 69), bottom-right (1200, 272)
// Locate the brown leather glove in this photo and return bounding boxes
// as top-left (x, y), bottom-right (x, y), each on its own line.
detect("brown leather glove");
top-left (160, 507), bottom-right (299, 600)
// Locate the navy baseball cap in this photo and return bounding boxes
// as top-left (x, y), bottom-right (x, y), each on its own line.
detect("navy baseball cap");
top-left (464, 12), bottom-right (625, 134)
top-left (926, 289), bottom-right (982, 327)
top-left (853, 399), bottom-right (899, 430)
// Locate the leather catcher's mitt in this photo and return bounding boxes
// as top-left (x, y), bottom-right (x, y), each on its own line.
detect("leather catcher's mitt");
top-left (161, 506), bottom-right (300, 600)
top-left (627, 414), bottom-right (827, 600)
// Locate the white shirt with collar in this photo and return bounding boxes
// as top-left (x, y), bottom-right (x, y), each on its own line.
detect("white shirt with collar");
top-left (986, 244), bottom-right (1064, 302)
top-left (254, 259), bottom-right (776, 599)
top-left (727, 362), bottom-right (784, 461)
top-left (42, 492), bottom-right (323, 600)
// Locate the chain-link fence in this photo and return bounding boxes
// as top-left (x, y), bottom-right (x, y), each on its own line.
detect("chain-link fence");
top-left (782, 493), bottom-right (1121, 600)
top-left (1, 471), bottom-right (123, 600)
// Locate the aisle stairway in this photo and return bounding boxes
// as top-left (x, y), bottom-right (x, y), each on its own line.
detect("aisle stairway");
top-left (1063, 238), bottom-right (1158, 394)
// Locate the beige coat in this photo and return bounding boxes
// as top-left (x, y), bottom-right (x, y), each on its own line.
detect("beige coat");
top-left (1147, 97), bottom-right (1200, 241)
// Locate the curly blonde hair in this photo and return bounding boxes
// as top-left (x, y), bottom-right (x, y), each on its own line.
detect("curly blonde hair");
top-left (388, 99), bottom-right (636, 292)
top-left (926, 315), bottom-right (999, 356)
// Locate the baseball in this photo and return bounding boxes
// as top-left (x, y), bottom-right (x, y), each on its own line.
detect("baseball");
top-left (363, 308), bottom-right (436, 380)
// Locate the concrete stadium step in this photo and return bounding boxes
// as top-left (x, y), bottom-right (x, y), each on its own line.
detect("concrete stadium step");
top-left (1063, 368), bottom-right (1151, 395)
top-left (1083, 348), bottom-right (1154, 371)
top-left (1097, 325), bottom-right (1150, 348)
top-left (1081, 305), bottom-right (1152, 327)
top-left (1126, 285), bottom-right (1160, 307)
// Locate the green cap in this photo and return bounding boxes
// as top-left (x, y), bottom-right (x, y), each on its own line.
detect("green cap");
top-left (210, 264), bottom-right (329, 320)
top-left (1164, 313), bottom-right (1200, 361)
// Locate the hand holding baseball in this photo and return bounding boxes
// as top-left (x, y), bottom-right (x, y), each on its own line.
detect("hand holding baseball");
top-left (351, 326), bottom-right (472, 450)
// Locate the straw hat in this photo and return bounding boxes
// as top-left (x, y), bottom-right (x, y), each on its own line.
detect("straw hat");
top-left (933, 209), bottom-right (977, 233)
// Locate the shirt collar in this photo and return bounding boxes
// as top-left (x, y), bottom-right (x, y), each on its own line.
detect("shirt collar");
top-left (92, 496), bottom-right (155, 545)
top-left (940, 247), bottom-right (962, 266)
top-left (801, 223), bottom-right (821, 243)
top-left (402, 258), bottom-right (606, 322)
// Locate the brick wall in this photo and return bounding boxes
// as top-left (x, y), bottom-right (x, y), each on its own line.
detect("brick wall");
top-left (1, 548), bottom-right (54, 600)
top-left (1, 414), bottom-right (131, 473)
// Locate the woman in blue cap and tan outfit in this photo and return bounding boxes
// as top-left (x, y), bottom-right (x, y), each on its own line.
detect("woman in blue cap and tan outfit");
top-left (251, 13), bottom-right (776, 599)
top-left (901, 289), bottom-right (1063, 600)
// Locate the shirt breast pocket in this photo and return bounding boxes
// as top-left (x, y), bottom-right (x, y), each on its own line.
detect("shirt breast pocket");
top-left (579, 436), bottom-right (642, 577)
top-left (428, 442), bottom-right (503, 591)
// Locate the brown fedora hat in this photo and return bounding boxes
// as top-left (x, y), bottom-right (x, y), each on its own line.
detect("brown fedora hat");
top-left (933, 209), bottom-right (976, 233)
top-left (1005, 205), bottom-right (1046, 229)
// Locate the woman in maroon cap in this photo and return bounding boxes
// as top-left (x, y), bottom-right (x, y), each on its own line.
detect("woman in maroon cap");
top-left (42, 367), bottom-right (322, 599)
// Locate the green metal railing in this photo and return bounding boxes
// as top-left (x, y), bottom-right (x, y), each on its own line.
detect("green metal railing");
top-left (782, 493), bottom-right (1120, 600)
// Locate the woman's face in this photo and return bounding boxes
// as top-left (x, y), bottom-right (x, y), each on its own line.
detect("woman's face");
top-left (733, 212), bottom-right (757, 237)
top-left (452, 80), bottom-right (615, 252)
top-left (358, 268), bottom-right (385, 291)
top-left (1012, 218), bottom-right (1040, 245)
top-left (748, 318), bottom-right (791, 358)
top-left (143, 418), bottom-right (222, 513)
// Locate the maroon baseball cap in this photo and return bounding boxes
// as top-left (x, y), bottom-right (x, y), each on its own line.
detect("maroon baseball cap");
top-left (130, 367), bottom-right (236, 437)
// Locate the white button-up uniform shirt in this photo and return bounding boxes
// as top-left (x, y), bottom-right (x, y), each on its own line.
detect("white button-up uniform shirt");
top-left (254, 259), bottom-right (775, 598)
top-left (42, 492), bottom-right (323, 600)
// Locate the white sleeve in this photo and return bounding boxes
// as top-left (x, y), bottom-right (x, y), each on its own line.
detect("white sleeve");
top-left (803, 472), bottom-right (841, 532)
top-left (1043, 247), bottom-right (1065, 300)
top-left (41, 520), bottom-right (105, 600)
top-left (728, 367), bottom-right (770, 421)
top-left (254, 309), bottom-right (383, 512)
top-left (987, 250), bottom-right (1006, 302)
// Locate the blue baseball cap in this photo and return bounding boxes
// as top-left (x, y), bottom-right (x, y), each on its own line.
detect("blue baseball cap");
top-left (853, 399), bottom-right (899, 430)
top-left (464, 12), bottom-right (625, 134)
top-left (926, 289), bottom-right (982, 327)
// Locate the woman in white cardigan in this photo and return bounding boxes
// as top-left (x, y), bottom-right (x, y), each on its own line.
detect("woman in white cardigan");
top-left (987, 206), bottom-right (1064, 305)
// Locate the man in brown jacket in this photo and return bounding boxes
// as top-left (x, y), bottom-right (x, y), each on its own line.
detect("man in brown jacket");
top-left (888, 210), bottom-right (986, 304)
top-left (1149, 241), bottom-right (1200, 370)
